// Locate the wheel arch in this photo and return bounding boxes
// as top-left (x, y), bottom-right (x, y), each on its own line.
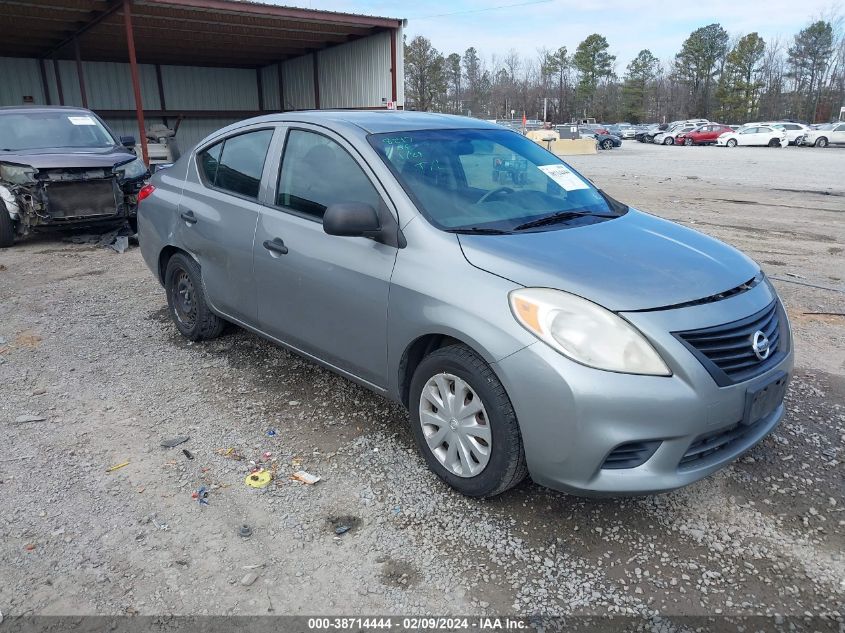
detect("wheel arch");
top-left (398, 333), bottom-right (492, 409)
top-left (158, 245), bottom-right (194, 284)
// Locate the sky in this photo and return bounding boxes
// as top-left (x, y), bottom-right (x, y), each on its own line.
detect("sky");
top-left (277, 0), bottom-right (843, 70)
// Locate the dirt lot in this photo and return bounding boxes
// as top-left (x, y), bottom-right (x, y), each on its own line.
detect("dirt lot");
top-left (1, 142), bottom-right (843, 622)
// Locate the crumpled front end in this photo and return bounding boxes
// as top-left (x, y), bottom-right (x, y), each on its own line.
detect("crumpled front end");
top-left (0, 162), bottom-right (145, 236)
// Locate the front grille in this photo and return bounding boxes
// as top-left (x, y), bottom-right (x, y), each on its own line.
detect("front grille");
top-left (674, 300), bottom-right (785, 386)
top-left (601, 440), bottom-right (661, 469)
top-left (45, 179), bottom-right (119, 219)
top-left (678, 416), bottom-right (767, 469)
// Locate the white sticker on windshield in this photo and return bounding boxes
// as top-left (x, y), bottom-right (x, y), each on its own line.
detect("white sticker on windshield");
top-left (538, 164), bottom-right (589, 191)
top-left (68, 116), bottom-right (96, 126)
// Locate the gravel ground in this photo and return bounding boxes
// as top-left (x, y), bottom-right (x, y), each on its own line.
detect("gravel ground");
top-left (0, 142), bottom-right (843, 622)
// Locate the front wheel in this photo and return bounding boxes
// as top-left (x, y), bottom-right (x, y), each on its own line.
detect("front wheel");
top-left (768, 138), bottom-right (780, 147)
top-left (601, 139), bottom-right (613, 150)
top-left (815, 137), bottom-right (828, 148)
top-left (684, 138), bottom-right (693, 146)
top-left (164, 253), bottom-right (226, 341)
top-left (663, 137), bottom-right (674, 145)
top-left (409, 345), bottom-right (527, 498)
top-left (0, 199), bottom-right (15, 248)
top-left (726, 139), bottom-right (737, 148)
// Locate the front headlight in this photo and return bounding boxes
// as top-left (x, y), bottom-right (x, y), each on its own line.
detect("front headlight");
top-left (509, 288), bottom-right (671, 376)
top-left (116, 157), bottom-right (149, 180)
top-left (0, 162), bottom-right (36, 184)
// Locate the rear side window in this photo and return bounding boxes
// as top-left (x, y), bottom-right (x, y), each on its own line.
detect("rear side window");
top-left (276, 129), bottom-right (381, 220)
top-left (196, 129), bottom-right (274, 199)
top-left (198, 141), bottom-right (222, 184)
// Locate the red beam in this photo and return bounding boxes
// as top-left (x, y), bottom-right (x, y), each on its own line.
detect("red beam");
top-left (123, 0), bottom-right (149, 165)
top-left (139, 0), bottom-right (403, 29)
top-left (390, 28), bottom-right (397, 103)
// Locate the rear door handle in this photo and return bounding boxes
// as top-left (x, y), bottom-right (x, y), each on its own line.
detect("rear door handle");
top-left (263, 237), bottom-right (288, 256)
top-left (180, 210), bottom-right (197, 224)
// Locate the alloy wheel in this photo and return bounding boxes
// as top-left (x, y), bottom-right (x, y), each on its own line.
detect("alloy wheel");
top-left (418, 372), bottom-right (491, 478)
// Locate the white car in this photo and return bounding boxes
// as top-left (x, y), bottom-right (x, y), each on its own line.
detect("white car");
top-left (716, 125), bottom-right (787, 148)
top-left (770, 122), bottom-right (810, 145)
top-left (801, 122), bottom-right (845, 147)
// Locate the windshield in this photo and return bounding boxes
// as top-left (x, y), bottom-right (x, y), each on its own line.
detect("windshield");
top-left (0, 111), bottom-right (116, 152)
top-left (368, 128), bottom-right (622, 232)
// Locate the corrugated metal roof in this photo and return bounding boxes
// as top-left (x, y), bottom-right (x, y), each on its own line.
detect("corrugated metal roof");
top-left (0, 0), bottom-right (402, 67)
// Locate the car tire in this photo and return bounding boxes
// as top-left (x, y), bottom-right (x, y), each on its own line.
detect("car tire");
top-left (815, 137), bottom-right (828, 148)
top-left (0, 199), bottom-right (15, 248)
top-left (164, 253), bottom-right (226, 341)
top-left (726, 139), bottom-right (737, 148)
top-left (684, 138), bottom-right (693, 146)
top-left (601, 139), bottom-right (613, 150)
top-left (768, 138), bottom-right (780, 147)
top-left (409, 344), bottom-right (528, 498)
top-left (663, 137), bottom-right (674, 145)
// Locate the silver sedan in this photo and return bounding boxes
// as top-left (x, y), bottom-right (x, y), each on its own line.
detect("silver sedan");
top-left (138, 111), bottom-right (793, 497)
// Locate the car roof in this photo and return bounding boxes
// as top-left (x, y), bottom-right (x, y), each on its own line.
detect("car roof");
top-left (221, 110), bottom-right (499, 136)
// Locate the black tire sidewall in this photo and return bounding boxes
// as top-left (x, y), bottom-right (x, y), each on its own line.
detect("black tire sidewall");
top-left (409, 347), bottom-right (523, 498)
top-left (164, 254), bottom-right (209, 340)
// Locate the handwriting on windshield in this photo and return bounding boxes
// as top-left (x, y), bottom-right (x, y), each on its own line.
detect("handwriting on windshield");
top-left (383, 136), bottom-right (424, 163)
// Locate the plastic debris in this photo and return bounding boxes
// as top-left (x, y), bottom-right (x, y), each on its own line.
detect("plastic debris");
top-left (241, 572), bottom-right (259, 586)
top-left (216, 447), bottom-right (244, 461)
top-left (13, 414), bottom-right (46, 424)
top-left (245, 469), bottom-right (272, 489)
top-left (261, 451), bottom-right (272, 462)
top-left (238, 524), bottom-right (253, 538)
top-left (291, 470), bottom-right (321, 485)
top-left (334, 525), bottom-right (351, 535)
top-left (192, 486), bottom-right (209, 506)
top-left (160, 436), bottom-right (190, 448)
top-left (106, 461), bottom-right (130, 473)
top-left (266, 428), bottom-right (277, 437)
top-left (182, 449), bottom-right (194, 460)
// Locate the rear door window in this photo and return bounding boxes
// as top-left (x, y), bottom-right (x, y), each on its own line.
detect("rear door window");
top-left (214, 130), bottom-right (274, 199)
top-left (197, 141), bottom-right (222, 185)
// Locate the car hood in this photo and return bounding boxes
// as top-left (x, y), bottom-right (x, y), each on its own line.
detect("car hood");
top-left (458, 209), bottom-right (759, 312)
top-left (0, 146), bottom-right (135, 170)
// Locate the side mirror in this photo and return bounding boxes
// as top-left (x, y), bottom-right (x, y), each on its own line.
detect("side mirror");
top-left (323, 203), bottom-right (382, 238)
top-left (120, 135), bottom-right (136, 147)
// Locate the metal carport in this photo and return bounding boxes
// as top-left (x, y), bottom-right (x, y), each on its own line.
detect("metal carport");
top-left (0, 0), bottom-right (405, 162)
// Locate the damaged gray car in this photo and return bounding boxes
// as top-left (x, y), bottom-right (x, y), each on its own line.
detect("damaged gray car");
top-left (0, 106), bottom-right (149, 247)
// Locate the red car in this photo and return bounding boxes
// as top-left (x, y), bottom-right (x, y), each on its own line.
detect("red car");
top-left (676, 124), bottom-right (733, 146)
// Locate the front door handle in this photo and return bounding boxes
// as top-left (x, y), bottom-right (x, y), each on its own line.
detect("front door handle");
top-left (180, 210), bottom-right (197, 224)
top-left (263, 237), bottom-right (289, 255)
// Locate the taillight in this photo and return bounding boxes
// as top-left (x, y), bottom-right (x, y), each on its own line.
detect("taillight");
top-left (138, 183), bottom-right (155, 202)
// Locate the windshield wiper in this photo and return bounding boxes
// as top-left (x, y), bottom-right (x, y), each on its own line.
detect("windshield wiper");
top-left (513, 211), bottom-right (616, 231)
top-left (446, 227), bottom-right (511, 235)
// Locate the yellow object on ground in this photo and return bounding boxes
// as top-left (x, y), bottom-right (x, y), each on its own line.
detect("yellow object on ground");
top-left (245, 469), bottom-right (272, 488)
top-left (106, 461), bottom-right (130, 472)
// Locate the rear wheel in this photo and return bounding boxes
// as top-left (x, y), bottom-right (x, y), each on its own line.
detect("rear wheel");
top-left (0, 199), bottom-right (15, 248)
top-left (409, 344), bottom-right (527, 498)
top-left (815, 137), bottom-right (828, 148)
top-left (768, 138), bottom-right (780, 147)
top-left (726, 139), bottom-right (738, 148)
top-left (164, 253), bottom-right (225, 341)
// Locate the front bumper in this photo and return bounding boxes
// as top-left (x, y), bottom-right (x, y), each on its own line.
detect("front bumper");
top-left (493, 282), bottom-right (793, 496)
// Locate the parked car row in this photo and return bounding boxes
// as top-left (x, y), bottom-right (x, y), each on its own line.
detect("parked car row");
top-left (634, 118), bottom-right (845, 148)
